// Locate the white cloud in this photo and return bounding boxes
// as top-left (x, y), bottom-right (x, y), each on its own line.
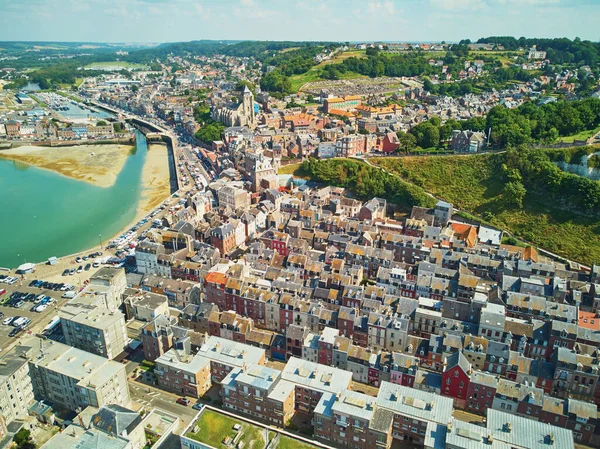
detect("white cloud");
top-left (431, 0), bottom-right (484, 9)
top-left (366, 0), bottom-right (396, 15)
top-left (498, 0), bottom-right (559, 3)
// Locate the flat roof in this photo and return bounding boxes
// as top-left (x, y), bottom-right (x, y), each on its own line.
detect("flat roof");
top-left (156, 349), bottom-right (210, 374)
top-left (281, 357), bottom-right (352, 394)
top-left (198, 336), bottom-right (265, 368)
top-left (487, 409), bottom-right (574, 449)
top-left (17, 336), bottom-right (124, 388)
top-left (377, 381), bottom-right (453, 425)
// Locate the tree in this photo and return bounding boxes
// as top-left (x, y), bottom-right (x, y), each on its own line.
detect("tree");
top-left (13, 429), bottom-right (35, 449)
top-left (422, 124), bottom-right (440, 148)
top-left (96, 120), bottom-right (107, 127)
top-left (234, 80), bottom-right (256, 98)
top-left (194, 123), bottom-right (223, 145)
top-left (396, 131), bottom-right (417, 153)
top-left (503, 180), bottom-right (527, 208)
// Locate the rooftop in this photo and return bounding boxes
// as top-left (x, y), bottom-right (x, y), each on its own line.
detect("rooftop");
top-left (281, 357), bottom-right (352, 394)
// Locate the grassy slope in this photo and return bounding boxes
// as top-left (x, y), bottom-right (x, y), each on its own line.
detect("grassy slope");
top-left (289, 49), bottom-right (368, 92)
top-left (373, 154), bottom-right (600, 265)
top-left (559, 125), bottom-right (600, 143)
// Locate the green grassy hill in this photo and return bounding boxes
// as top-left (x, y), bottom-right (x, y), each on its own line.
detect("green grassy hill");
top-left (372, 151), bottom-right (600, 266)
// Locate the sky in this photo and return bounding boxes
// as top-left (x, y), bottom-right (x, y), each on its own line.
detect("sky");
top-left (0, 0), bottom-right (599, 44)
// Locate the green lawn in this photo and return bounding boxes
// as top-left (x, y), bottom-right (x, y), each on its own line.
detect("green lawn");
top-left (372, 154), bottom-right (600, 265)
top-left (84, 61), bottom-right (146, 70)
top-left (288, 50), bottom-right (368, 92)
top-left (559, 126), bottom-right (600, 143)
top-left (29, 94), bottom-right (47, 108)
top-left (277, 435), bottom-right (319, 449)
top-left (331, 49), bottom-right (367, 62)
top-left (289, 69), bottom-right (366, 92)
top-left (278, 162), bottom-right (305, 176)
top-left (186, 410), bottom-right (264, 449)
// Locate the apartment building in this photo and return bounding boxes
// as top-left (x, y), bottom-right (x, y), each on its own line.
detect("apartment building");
top-left (221, 364), bottom-right (295, 427)
top-left (218, 185), bottom-right (250, 211)
top-left (135, 241), bottom-right (165, 274)
top-left (198, 336), bottom-right (266, 382)
top-left (141, 314), bottom-right (190, 361)
top-left (0, 347), bottom-right (35, 425)
top-left (155, 349), bottom-right (212, 398)
top-left (376, 381), bottom-right (453, 447)
top-left (89, 267), bottom-right (128, 308)
top-left (60, 300), bottom-right (128, 360)
top-left (281, 357), bottom-right (353, 414)
top-left (20, 337), bottom-right (131, 410)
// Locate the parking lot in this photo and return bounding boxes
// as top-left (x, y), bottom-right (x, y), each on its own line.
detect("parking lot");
top-left (0, 276), bottom-right (72, 352)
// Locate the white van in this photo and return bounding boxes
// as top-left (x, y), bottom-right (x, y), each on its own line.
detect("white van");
top-left (62, 291), bottom-right (76, 299)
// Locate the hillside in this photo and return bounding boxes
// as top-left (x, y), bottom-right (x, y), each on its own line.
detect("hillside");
top-left (372, 149), bottom-right (600, 266)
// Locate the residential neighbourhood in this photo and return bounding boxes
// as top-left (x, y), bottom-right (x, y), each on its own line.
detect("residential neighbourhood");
top-left (2, 27), bottom-right (600, 449)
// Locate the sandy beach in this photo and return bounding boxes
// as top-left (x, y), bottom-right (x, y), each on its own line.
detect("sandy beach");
top-left (0, 144), bottom-right (134, 187)
top-left (135, 142), bottom-right (171, 222)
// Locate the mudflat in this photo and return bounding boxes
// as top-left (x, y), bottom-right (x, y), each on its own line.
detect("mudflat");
top-left (0, 144), bottom-right (134, 187)
top-left (135, 142), bottom-right (171, 221)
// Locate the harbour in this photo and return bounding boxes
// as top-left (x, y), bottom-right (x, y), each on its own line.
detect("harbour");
top-left (0, 130), bottom-right (172, 268)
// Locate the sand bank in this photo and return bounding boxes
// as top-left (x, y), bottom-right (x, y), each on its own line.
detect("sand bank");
top-left (0, 144), bottom-right (134, 187)
top-left (135, 142), bottom-right (171, 221)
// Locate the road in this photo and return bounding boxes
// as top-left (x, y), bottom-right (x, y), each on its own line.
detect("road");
top-left (127, 378), bottom-right (199, 428)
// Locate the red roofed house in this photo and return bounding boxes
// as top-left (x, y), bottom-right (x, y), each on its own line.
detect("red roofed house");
top-left (381, 132), bottom-right (400, 153)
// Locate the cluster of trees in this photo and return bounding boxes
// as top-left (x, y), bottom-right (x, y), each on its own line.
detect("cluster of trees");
top-left (300, 158), bottom-right (435, 210)
top-left (486, 98), bottom-right (600, 147)
top-left (260, 70), bottom-right (292, 94)
top-left (193, 103), bottom-right (224, 145)
top-left (397, 116), bottom-right (487, 150)
top-left (503, 146), bottom-right (600, 213)
top-left (476, 36), bottom-right (600, 67)
top-left (423, 78), bottom-right (475, 97)
top-left (340, 52), bottom-right (438, 78)
top-left (261, 46), bottom-right (331, 76)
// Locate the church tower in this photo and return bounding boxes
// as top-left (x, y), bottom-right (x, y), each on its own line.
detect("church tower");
top-left (241, 85), bottom-right (255, 127)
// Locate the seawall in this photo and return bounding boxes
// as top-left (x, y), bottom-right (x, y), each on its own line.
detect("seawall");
top-left (127, 120), bottom-right (179, 194)
top-left (0, 135), bottom-right (136, 150)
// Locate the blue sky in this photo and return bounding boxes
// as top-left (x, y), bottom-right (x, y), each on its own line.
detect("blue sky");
top-left (0, 0), bottom-right (599, 43)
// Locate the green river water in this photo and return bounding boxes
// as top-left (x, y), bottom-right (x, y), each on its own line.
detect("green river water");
top-left (0, 131), bottom-right (149, 268)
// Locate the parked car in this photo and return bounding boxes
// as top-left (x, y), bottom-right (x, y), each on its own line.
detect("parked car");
top-left (62, 269), bottom-right (69, 276)
top-left (176, 398), bottom-right (190, 406)
top-left (8, 327), bottom-right (23, 338)
top-left (192, 403), bottom-right (203, 410)
top-left (2, 317), bottom-right (14, 326)
top-left (35, 304), bottom-right (48, 313)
